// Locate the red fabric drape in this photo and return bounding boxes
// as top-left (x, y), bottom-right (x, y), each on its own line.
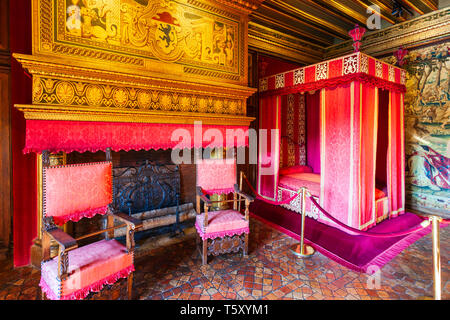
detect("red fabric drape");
top-left (257, 95), bottom-right (281, 200)
top-left (388, 91), bottom-right (405, 217)
top-left (24, 120), bottom-right (249, 154)
top-left (320, 82), bottom-right (379, 231)
top-left (320, 84), bottom-right (357, 232)
top-left (359, 84), bottom-right (378, 230)
top-left (10, 0), bottom-right (36, 267)
top-left (261, 72), bottom-right (406, 97)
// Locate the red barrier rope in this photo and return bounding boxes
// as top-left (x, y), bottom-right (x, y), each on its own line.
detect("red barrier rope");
top-left (242, 175), bottom-right (300, 205)
top-left (308, 196), bottom-right (431, 238)
top-left (242, 174), bottom-right (440, 238)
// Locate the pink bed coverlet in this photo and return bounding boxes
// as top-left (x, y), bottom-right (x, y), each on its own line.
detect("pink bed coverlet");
top-left (279, 173), bottom-right (321, 196)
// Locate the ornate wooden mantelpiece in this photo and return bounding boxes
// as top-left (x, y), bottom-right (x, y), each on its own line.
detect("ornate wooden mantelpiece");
top-left (14, 53), bottom-right (255, 126)
top-left (14, 0), bottom-right (261, 126)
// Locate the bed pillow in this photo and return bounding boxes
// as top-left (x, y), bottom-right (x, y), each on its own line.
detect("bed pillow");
top-left (279, 165), bottom-right (313, 175)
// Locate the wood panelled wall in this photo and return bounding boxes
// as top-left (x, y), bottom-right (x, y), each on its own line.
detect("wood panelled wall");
top-left (0, 0), bottom-right (11, 256)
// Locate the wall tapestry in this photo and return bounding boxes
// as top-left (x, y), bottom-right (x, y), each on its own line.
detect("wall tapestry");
top-left (386, 41), bottom-right (449, 212)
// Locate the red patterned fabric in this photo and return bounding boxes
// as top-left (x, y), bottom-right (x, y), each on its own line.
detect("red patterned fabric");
top-left (24, 120), bottom-right (249, 154)
top-left (388, 91), bottom-right (406, 218)
top-left (279, 165), bottom-right (312, 175)
top-left (359, 84), bottom-right (378, 229)
top-left (40, 239), bottom-right (133, 300)
top-left (195, 210), bottom-right (249, 240)
top-left (257, 95), bottom-right (281, 201)
top-left (320, 83), bottom-right (381, 231)
top-left (196, 158), bottom-right (237, 195)
top-left (259, 52), bottom-right (406, 97)
top-left (279, 172), bottom-right (320, 196)
top-left (258, 52), bottom-right (406, 234)
top-left (320, 84), bottom-right (356, 231)
top-left (376, 197), bottom-right (389, 223)
top-left (44, 162), bottom-right (112, 225)
top-left (261, 72), bottom-right (406, 97)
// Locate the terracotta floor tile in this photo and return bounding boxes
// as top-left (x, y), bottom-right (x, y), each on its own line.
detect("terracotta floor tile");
top-left (0, 217), bottom-right (448, 300)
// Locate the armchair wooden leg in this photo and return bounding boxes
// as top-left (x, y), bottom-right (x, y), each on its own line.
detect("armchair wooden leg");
top-left (243, 233), bottom-right (249, 257)
top-left (127, 272), bottom-right (133, 300)
top-left (202, 239), bottom-right (208, 265)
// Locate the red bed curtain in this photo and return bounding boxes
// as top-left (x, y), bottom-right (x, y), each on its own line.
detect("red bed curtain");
top-left (320, 81), bottom-right (379, 231)
top-left (320, 83), bottom-right (357, 230)
top-left (258, 95), bottom-right (281, 200)
top-left (388, 91), bottom-right (405, 217)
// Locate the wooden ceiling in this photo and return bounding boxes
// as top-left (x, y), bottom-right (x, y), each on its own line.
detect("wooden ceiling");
top-left (250, 0), bottom-right (439, 49)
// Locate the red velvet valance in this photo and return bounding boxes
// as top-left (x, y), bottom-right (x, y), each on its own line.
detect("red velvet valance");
top-left (259, 52), bottom-right (406, 96)
top-left (24, 120), bottom-right (250, 154)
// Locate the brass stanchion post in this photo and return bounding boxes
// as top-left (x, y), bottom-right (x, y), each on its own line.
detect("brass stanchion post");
top-left (238, 171), bottom-right (244, 212)
top-left (431, 216), bottom-right (441, 300)
top-left (290, 187), bottom-right (315, 258)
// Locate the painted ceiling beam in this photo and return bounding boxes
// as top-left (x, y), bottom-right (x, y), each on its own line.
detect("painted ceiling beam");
top-left (259, 3), bottom-right (349, 40)
top-left (420, 0), bottom-right (438, 11)
top-left (301, 0), bottom-right (360, 26)
top-left (265, 0), bottom-right (351, 39)
top-left (402, 0), bottom-right (425, 15)
top-left (354, 0), bottom-right (401, 24)
top-left (321, 0), bottom-right (371, 25)
top-left (250, 12), bottom-right (334, 46)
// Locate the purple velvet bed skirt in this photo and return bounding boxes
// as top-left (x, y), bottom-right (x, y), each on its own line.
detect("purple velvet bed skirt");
top-left (250, 199), bottom-right (435, 273)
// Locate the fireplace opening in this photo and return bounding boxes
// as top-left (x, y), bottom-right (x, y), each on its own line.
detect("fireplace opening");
top-left (65, 149), bottom-right (197, 249)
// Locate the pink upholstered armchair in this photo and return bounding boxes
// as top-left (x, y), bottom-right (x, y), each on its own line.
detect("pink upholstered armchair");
top-left (195, 158), bottom-right (254, 265)
top-left (39, 151), bottom-right (142, 300)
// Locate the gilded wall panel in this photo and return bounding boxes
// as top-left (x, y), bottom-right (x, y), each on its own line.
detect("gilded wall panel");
top-left (35, 0), bottom-right (248, 84)
top-left (32, 75), bottom-right (245, 115)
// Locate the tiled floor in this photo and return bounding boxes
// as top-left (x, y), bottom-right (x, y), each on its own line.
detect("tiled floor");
top-left (0, 218), bottom-right (448, 300)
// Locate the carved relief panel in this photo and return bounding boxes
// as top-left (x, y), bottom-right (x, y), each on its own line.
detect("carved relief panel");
top-left (34, 0), bottom-right (250, 84)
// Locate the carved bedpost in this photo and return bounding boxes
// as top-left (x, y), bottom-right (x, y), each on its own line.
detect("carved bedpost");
top-left (42, 150), bottom-right (50, 167)
top-left (105, 147), bottom-right (112, 161)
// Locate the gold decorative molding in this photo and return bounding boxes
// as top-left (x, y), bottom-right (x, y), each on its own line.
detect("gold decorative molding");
top-left (201, 0), bottom-right (264, 15)
top-left (15, 104), bottom-right (255, 126)
top-left (325, 7), bottom-right (450, 58)
top-left (14, 53), bottom-right (256, 126)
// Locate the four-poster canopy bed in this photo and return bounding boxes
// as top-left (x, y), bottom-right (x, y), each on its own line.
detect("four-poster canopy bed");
top-left (257, 51), bottom-right (407, 232)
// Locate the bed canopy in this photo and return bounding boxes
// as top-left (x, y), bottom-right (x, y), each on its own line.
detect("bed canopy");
top-left (257, 51), bottom-right (407, 231)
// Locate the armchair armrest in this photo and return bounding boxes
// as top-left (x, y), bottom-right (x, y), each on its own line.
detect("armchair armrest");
top-left (47, 228), bottom-right (78, 252)
top-left (46, 228), bottom-right (78, 281)
top-left (110, 212), bottom-right (143, 230)
top-left (196, 187), bottom-right (212, 207)
top-left (107, 212), bottom-right (142, 252)
top-left (234, 184), bottom-right (255, 202)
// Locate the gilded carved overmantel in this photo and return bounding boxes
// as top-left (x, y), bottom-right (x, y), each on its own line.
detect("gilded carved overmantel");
top-left (14, 0), bottom-right (263, 126)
